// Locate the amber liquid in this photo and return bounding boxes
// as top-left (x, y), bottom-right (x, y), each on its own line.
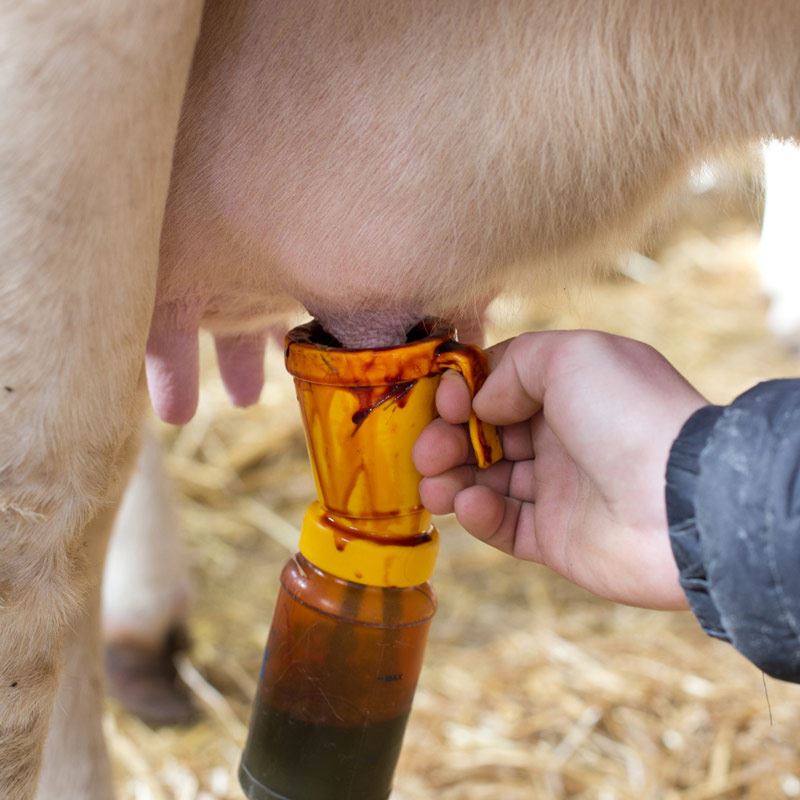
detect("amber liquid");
top-left (240, 556), bottom-right (436, 800)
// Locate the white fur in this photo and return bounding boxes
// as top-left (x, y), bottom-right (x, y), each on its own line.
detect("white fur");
top-left (760, 140), bottom-right (800, 340)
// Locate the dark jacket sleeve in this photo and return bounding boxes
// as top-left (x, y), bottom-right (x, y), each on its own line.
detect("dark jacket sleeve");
top-left (666, 379), bottom-right (800, 682)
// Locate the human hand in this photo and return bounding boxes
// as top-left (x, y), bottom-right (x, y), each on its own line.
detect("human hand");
top-left (414, 331), bottom-right (707, 609)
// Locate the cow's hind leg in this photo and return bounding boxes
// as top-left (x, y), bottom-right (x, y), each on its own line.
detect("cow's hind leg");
top-left (37, 429), bottom-right (143, 800)
top-left (103, 424), bottom-right (195, 726)
top-left (2, 404), bottom-right (147, 800)
top-left (0, 3), bottom-right (202, 798)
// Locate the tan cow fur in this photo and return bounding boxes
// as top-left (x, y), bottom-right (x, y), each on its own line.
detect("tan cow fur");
top-left (0, 3), bottom-right (203, 798)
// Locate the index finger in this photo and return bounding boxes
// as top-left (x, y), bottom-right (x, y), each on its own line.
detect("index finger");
top-left (435, 369), bottom-right (472, 424)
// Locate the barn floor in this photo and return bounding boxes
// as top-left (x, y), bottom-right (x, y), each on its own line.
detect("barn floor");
top-left (109, 159), bottom-right (800, 800)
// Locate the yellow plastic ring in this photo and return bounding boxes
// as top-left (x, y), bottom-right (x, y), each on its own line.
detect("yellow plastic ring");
top-left (298, 502), bottom-right (439, 588)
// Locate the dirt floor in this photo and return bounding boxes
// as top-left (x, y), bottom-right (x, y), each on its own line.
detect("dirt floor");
top-left (109, 158), bottom-right (800, 799)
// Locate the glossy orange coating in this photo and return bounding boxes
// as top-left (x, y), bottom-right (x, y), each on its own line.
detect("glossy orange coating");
top-left (285, 319), bottom-right (502, 587)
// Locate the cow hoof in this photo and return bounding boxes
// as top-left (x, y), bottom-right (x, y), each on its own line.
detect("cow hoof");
top-left (105, 625), bottom-right (198, 727)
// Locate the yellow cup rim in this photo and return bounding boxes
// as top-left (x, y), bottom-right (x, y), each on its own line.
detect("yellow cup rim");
top-left (285, 318), bottom-right (455, 386)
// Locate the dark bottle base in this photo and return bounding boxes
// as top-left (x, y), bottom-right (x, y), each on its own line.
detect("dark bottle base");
top-left (239, 762), bottom-right (392, 800)
top-left (239, 704), bottom-right (409, 800)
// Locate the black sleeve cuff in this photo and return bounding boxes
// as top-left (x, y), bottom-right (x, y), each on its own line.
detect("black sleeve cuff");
top-left (666, 404), bottom-right (727, 639)
top-left (666, 380), bottom-right (800, 683)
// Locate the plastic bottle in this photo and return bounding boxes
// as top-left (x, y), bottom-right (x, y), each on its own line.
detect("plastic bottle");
top-left (239, 555), bottom-right (435, 800)
top-left (239, 319), bottom-right (501, 800)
